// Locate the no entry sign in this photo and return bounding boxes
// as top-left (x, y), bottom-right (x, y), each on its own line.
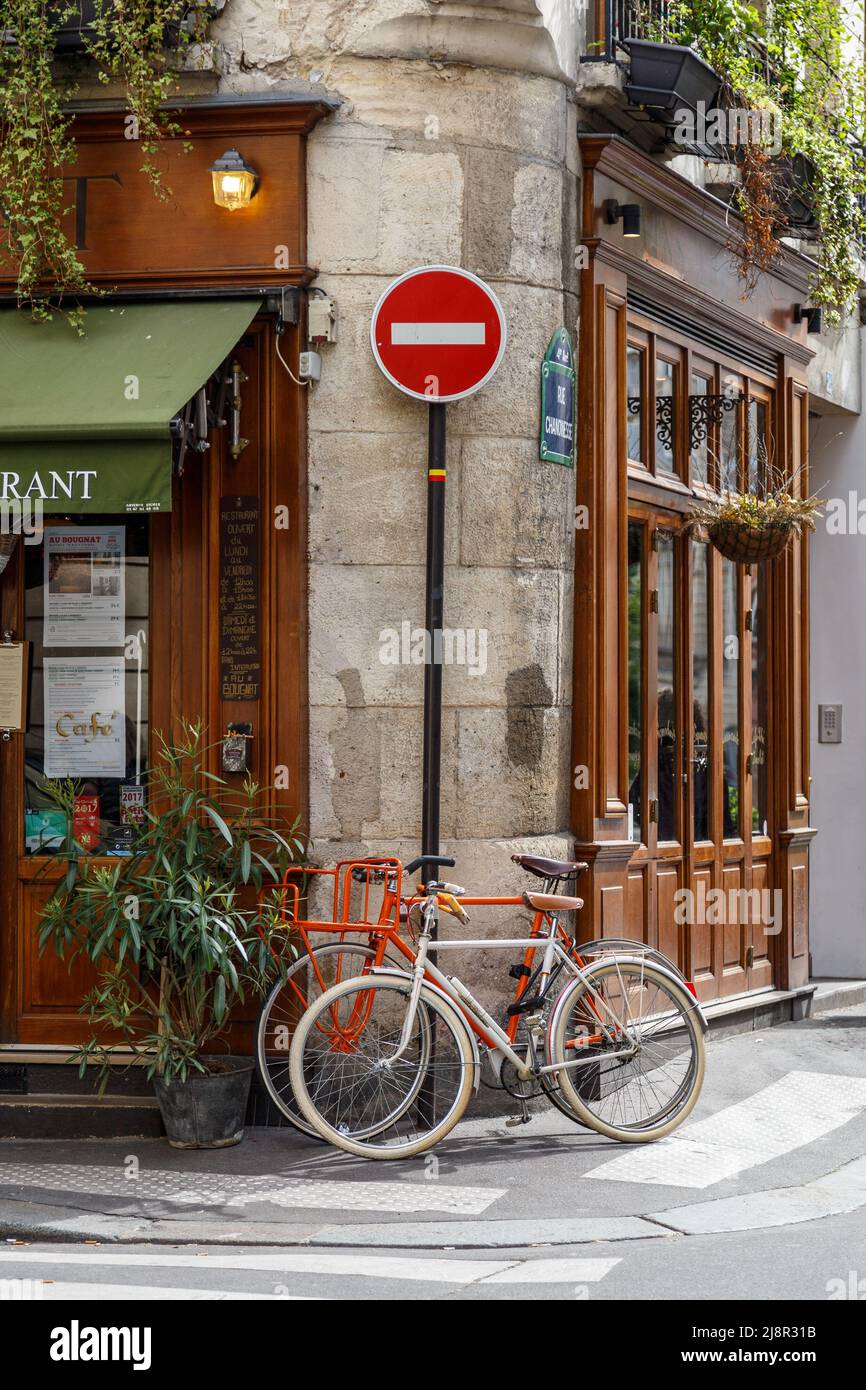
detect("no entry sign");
top-left (370, 265), bottom-right (506, 403)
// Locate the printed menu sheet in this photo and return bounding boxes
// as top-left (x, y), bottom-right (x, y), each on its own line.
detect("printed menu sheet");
top-left (44, 526), bottom-right (125, 647)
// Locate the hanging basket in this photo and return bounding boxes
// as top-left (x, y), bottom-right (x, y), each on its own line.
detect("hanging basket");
top-left (705, 518), bottom-right (795, 564)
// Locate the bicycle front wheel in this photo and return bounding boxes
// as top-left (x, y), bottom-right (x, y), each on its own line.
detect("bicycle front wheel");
top-left (548, 960), bottom-right (705, 1142)
top-left (289, 972), bottom-right (476, 1160)
top-left (256, 942), bottom-right (386, 1137)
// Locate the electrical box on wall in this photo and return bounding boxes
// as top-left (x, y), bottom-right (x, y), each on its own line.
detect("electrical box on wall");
top-left (308, 294), bottom-right (337, 343)
top-left (818, 704), bottom-right (842, 744)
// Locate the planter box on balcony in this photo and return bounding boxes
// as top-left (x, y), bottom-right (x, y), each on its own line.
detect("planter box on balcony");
top-left (773, 153), bottom-right (819, 237)
top-left (623, 38), bottom-right (721, 123)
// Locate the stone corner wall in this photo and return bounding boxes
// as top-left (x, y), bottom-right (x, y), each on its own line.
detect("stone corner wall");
top-left (212, 3), bottom-right (582, 974)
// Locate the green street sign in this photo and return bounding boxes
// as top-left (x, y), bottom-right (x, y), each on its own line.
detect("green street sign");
top-left (539, 327), bottom-right (575, 468)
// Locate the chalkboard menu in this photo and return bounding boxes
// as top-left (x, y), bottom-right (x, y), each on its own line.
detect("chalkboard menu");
top-left (219, 496), bottom-right (261, 701)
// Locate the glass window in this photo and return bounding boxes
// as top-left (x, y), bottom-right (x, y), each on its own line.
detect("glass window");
top-left (722, 559), bottom-right (740, 837)
top-left (657, 531), bottom-right (678, 841)
top-left (751, 566), bottom-right (768, 837)
top-left (748, 397), bottom-right (768, 493)
top-left (627, 523), bottom-right (643, 843)
top-left (720, 376), bottom-right (741, 491)
top-left (690, 372), bottom-right (712, 486)
top-left (655, 360), bottom-right (676, 474)
top-left (24, 517), bottom-right (150, 856)
top-left (691, 541), bottom-right (711, 842)
top-left (627, 346), bottom-right (644, 462)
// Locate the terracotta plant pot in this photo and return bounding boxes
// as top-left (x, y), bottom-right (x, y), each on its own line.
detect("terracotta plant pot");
top-left (706, 518), bottom-right (794, 564)
top-left (153, 1058), bottom-right (254, 1149)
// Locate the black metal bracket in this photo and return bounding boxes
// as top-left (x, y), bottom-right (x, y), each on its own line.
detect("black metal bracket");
top-left (655, 395), bottom-right (674, 451)
top-left (688, 392), bottom-right (740, 452)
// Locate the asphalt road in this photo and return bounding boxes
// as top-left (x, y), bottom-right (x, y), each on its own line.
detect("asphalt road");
top-left (1, 1004), bottom-right (865, 1304)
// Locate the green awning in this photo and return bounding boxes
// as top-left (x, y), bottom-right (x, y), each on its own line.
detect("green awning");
top-left (0, 299), bottom-right (260, 513)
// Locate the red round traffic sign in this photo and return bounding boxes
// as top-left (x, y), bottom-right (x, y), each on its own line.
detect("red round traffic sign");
top-left (370, 265), bottom-right (506, 403)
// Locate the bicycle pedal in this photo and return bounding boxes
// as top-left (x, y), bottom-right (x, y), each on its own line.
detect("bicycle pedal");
top-left (505, 1112), bottom-right (532, 1128)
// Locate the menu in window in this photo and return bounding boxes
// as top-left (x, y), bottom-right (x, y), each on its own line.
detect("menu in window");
top-left (0, 641), bottom-right (28, 731)
top-left (44, 658), bottom-right (126, 779)
top-left (44, 526), bottom-right (126, 648)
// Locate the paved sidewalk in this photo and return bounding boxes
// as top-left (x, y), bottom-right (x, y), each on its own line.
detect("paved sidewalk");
top-left (1, 1004), bottom-right (865, 1251)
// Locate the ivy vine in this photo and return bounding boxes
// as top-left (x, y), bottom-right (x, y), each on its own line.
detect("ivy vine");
top-left (0, 0), bottom-right (201, 325)
top-left (651, 0), bottom-right (866, 325)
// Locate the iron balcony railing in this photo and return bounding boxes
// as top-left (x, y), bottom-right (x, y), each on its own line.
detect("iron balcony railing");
top-left (584, 0), bottom-right (673, 62)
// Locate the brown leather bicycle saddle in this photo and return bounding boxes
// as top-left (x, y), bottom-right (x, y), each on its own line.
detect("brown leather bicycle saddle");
top-left (511, 854), bottom-right (588, 880)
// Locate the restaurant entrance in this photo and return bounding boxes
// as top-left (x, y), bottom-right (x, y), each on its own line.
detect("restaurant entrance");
top-left (0, 96), bottom-right (329, 1046)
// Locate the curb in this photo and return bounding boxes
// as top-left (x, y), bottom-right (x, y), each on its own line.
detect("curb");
top-left (0, 1201), bottom-right (669, 1250)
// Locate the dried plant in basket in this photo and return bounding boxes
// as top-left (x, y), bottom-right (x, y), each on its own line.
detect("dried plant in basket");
top-left (688, 450), bottom-right (822, 564)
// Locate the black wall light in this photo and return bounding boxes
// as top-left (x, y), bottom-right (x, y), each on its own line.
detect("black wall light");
top-left (793, 303), bottom-right (823, 334)
top-left (606, 200), bottom-right (641, 237)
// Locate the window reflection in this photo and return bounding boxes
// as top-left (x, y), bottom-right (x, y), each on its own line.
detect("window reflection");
top-left (721, 384), bottom-right (740, 491)
top-left (748, 397), bottom-right (768, 493)
top-left (627, 523), bottom-right (643, 843)
top-left (24, 516), bottom-right (150, 856)
top-left (692, 541), bottom-right (710, 842)
top-left (690, 373), bottom-right (712, 486)
top-left (655, 361), bottom-right (675, 473)
top-left (722, 559), bottom-right (740, 837)
top-left (657, 531), bottom-right (678, 841)
top-left (751, 566), bottom-right (768, 836)
top-left (627, 346), bottom-right (643, 462)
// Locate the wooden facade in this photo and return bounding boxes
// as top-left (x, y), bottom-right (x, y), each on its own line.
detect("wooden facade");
top-left (0, 99), bottom-right (328, 1044)
top-left (572, 136), bottom-right (814, 1004)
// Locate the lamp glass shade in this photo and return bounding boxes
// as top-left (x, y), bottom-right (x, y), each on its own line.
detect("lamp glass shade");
top-left (210, 150), bottom-right (257, 211)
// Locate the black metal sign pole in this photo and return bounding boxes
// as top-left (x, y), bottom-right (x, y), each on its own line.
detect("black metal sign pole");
top-left (418, 401), bottom-right (446, 1131)
top-left (421, 401), bottom-right (446, 863)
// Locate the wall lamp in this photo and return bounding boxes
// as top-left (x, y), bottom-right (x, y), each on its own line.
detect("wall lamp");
top-left (793, 303), bottom-right (822, 334)
top-left (605, 200), bottom-right (641, 237)
top-left (210, 149), bottom-right (259, 211)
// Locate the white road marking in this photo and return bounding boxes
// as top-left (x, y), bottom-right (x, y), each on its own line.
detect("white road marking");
top-left (29, 1281), bottom-right (310, 1301)
top-left (391, 322), bottom-right (485, 345)
top-left (585, 1071), bottom-right (866, 1189)
top-left (478, 1258), bottom-right (620, 1285)
top-left (2, 1249), bottom-right (619, 1288)
top-left (651, 1154), bottom-right (866, 1234)
top-left (0, 1163), bottom-right (503, 1215)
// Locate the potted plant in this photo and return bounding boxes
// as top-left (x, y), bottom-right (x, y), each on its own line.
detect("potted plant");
top-left (688, 464), bottom-right (822, 564)
top-left (623, 37), bottom-right (721, 121)
top-left (38, 722), bottom-right (303, 1148)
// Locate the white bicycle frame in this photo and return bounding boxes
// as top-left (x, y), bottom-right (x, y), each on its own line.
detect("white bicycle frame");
top-left (392, 896), bottom-right (644, 1080)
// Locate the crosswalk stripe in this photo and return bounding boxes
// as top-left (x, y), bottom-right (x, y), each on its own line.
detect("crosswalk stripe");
top-left (585, 1070), bottom-right (866, 1189)
top-left (17, 1281), bottom-right (310, 1301)
top-left (1, 1249), bottom-right (619, 1288)
top-left (650, 1153), bottom-right (866, 1234)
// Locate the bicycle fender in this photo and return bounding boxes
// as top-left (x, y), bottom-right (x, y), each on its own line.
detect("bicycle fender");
top-left (546, 956), bottom-right (708, 1075)
top-left (368, 967), bottom-right (483, 1091)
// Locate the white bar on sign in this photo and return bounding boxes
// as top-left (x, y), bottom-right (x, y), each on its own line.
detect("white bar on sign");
top-left (391, 322), bottom-right (486, 345)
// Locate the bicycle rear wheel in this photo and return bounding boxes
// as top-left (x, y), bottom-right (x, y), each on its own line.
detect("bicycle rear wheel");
top-left (289, 972), bottom-right (476, 1159)
top-left (548, 960), bottom-right (705, 1141)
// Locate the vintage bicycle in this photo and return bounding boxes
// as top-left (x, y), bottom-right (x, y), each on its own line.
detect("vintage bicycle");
top-left (258, 853), bottom-right (707, 1158)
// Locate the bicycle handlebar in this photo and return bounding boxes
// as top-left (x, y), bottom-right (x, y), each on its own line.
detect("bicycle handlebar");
top-left (404, 854), bottom-right (456, 876)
